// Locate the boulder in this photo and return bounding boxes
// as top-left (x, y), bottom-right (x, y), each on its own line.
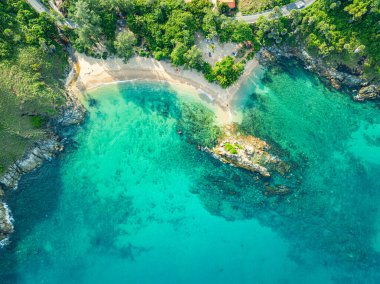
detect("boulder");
top-left (0, 137), bottom-right (62, 189)
top-left (0, 202), bottom-right (14, 246)
top-left (354, 85), bottom-right (380, 101)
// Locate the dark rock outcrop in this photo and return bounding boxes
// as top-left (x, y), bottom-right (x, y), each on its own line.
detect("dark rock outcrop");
top-left (258, 46), bottom-right (380, 101)
top-left (0, 202), bottom-right (14, 247)
top-left (0, 137), bottom-right (62, 189)
top-left (354, 85), bottom-right (380, 101)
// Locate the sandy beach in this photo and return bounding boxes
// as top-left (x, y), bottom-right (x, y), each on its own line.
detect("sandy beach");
top-left (72, 53), bottom-right (260, 124)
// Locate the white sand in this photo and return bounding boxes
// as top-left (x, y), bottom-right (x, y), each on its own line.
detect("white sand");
top-left (72, 53), bottom-right (259, 124)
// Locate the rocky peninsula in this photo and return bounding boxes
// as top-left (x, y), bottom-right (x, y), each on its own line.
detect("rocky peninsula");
top-left (204, 124), bottom-right (289, 180)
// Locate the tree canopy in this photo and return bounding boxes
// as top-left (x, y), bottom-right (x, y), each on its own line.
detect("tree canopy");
top-left (114, 30), bottom-right (136, 62)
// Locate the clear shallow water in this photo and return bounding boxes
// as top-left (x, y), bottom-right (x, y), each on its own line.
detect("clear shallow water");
top-left (1, 62), bottom-right (380, 283)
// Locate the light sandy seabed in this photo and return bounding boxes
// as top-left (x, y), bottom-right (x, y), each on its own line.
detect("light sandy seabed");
top-left (72, 54), bottom-right (259, 124)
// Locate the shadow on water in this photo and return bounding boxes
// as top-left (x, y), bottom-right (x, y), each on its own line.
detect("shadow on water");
top-left (0, 158), bottom-right (64, 283)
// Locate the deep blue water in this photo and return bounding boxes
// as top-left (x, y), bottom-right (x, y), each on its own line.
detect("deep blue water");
top-left (1, 62), bottom-right (380, 283)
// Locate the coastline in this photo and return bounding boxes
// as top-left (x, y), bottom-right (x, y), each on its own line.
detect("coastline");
top-left (0, 53), bottom-right (259, 245)
top-left (73, 54), bottom-right (260, 123)
top-left (0, 53), bottom-right (260, 190)
top-left (260, 46), bottom-right (380, 101)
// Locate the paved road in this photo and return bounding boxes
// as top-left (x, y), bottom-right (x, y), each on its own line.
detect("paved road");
top-left (237, 0), bottom-right (317, 23)
top-left (26, 0), bottom-right (49, 13)
top-left (25, 0), bottom-right (76, 29)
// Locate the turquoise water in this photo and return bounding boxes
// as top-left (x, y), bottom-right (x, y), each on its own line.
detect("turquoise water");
top-left (1, 61), bottom-right (380, 283)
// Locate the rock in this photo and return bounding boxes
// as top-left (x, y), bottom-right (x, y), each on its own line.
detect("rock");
top-left (0, 202), bottom-right (14, 246)
top-left (57, 94), bottom-right (85, 126)
top-left (354, 85), bottom-right (380, 101)
top-left (205, 124), bottom-right (285, 178)
top-left (0, 137), bottom-right (61, 189)
top-left (259, 46), bottom-right (380, 102)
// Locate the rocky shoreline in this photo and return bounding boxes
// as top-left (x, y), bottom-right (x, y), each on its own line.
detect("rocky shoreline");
top-left (203, 124), bottom-right (291, 197)
top-left (1, 43), bottom-right (377, 246)
top-left (0, 69), bottom-right (85, 246)
top-left (258, 46), bottom-right (380, 101)
top-left (204, 125), bottom-right (283, 178)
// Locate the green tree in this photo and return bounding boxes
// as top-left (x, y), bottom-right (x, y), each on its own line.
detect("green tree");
top-left (212, 56), bottom-right (244, 88)
top-left (202, 10), bottom-right (219, 39)
top-left (114, 31), bottom-right (136, 62)
top-left (231, 21), bottom-right (253, 43)
top-left (218, 2), bottom-right (230, 15)
top-left (70, 0), bottom-right (102, 51)
top-left (170, 42), bottom-right (189, 66)
top-left (184, 45), bottom-right (204, 70)
top-left (344, 0), bottom-right (371, 20)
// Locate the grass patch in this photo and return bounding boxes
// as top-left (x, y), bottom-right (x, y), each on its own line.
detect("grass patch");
top-left (0, 93), bottom-right (48, 175)
top-left (0, 0), bottom-right (68, 175)
top-left (224, 142), bottom-right (238, 154)
top-left (234, 142), bottom-right (244, 150)
top-left (31, 116), bottom-right (45, 128)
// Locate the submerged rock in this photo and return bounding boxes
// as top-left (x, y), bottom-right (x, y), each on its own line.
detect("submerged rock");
top-left (264, 185), bottom-right (291, 196)
top-left (204, 125), bottom-right (284, 178)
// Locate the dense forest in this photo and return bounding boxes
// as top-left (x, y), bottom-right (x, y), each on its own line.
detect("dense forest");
top-left (0, 0), bottom-right (67, 173)
top-left (253, 0), bottom-right (380, 80)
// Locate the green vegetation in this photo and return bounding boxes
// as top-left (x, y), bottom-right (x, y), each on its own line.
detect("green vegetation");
top-left (297, 0), bottom-right (379, 78)
top-left (252, 0), bottom-right (380, 80)
top-left (0, 0), bottom-right (67, 173)
top-left (114, 30), bottom-right (136, 62)
top-left (31, 116), bottom-right (45, 128)
top-left (239, 0), bottom-right (295, 15)
top-left (63, 0), bottom-right (253, 87)
top-left (234, 142), bottom-right (244, 149)
top-left (224, 142), bottom-right (238, 154)
top-left (212, 56), bottom-right (244, 88)
top-left (63, 0), bottom-right (376, 83)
